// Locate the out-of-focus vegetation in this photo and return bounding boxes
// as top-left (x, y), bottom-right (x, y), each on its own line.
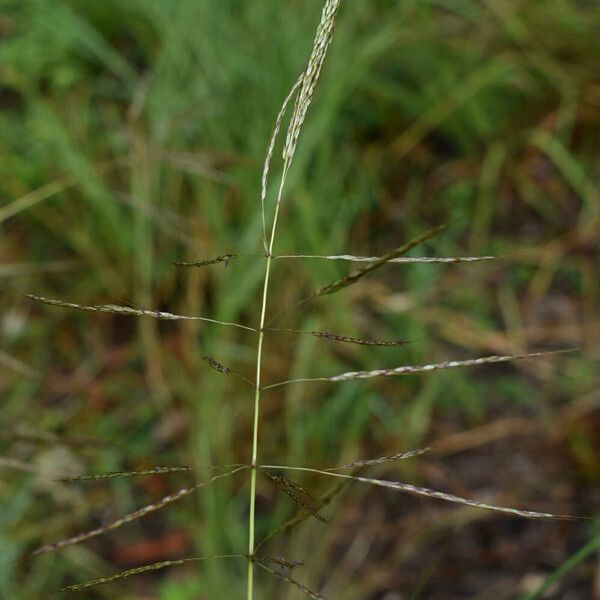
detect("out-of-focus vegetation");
top-left (0, 1), bottom-right (598, 598)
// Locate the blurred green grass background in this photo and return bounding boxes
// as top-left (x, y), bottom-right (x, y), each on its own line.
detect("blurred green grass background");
top-left (0, 0), bottom-right (599, 598)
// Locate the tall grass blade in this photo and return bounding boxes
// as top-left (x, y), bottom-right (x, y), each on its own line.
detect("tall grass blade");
top-left (522, 535), bottom-right (600, 600)
top-left (0, 350), bottom-right (41, 379)
top-left (0, 428), bottom-right (116, 449)
top-left (0, 159), bottom-right (120, 225)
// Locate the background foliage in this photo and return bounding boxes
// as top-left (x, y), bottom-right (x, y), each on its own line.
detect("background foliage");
top-left (0, 1), bottom-right (598, 598)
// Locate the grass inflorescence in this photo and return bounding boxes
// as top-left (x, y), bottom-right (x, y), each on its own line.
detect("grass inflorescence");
top-left (3, 0), bottom-right (597, 598)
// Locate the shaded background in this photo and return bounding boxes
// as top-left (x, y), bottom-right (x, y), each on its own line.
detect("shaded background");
top-left (1, 0), bottom-right (599, 598)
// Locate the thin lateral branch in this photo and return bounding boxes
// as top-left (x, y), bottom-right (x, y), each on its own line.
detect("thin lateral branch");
top-left (25, 294), bottom-right (258, 333)
top-left (328, 349), bottom-right (573, 382)
top-left (203, 356), bottom-right (255, 386)
top-left (60, 555), bottom-right (244, 592)
top-left (61, 463), bottom-right (245, 482)
top-left (326, 447), bottom-right (431, 471)
top-left (262, 225), bottom-right (449, 327)
top-left (61, 466), bottom-right (194, 482)
top-left (203, 356), bottom-right (232, 375)
top-left (262, 471), bottom-right (327, 523)
top-left (31, 466), bottom-right (247, 557)
top-left (174, 254), bottom-right (274, 268)
top-left (261, 75), bottom-right (305, 252)
top-left (258, 556), bottom-right (306, 570)
top-left (308, 223), bottom-right (448, 300)
top-left (275, 254), bottom-right (495, 264)
top-left (174, 254), bottom-right (239, 267)
top-left (254, 468), bottom-right (363, 552)
top-left (263, 350), bottom-right (573, 390)
top-left (266, 328), bottom-right (409, 347)
top-left (256, 560), bottom-right (326, 600)
top-left (264, 227), bottom-right (457, 329)
top-left (260, 466), bottom-right (576, 520)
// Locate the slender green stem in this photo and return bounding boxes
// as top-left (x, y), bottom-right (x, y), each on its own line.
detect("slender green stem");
top-left (247, 163), bottom-right (289, 600)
